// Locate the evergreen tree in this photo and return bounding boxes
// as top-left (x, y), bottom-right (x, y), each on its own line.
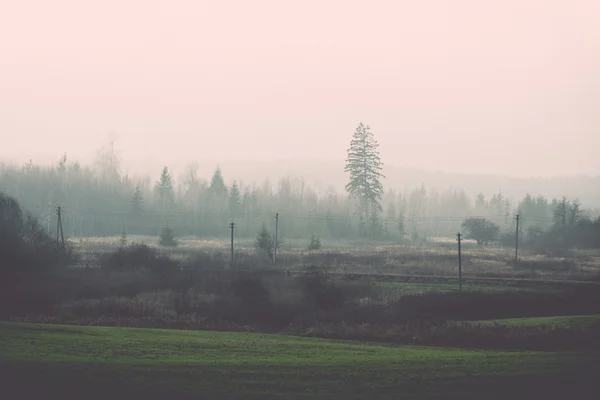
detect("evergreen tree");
top-left (308, 234), bottom-right (322, 250)
top-left (155, 166), bottom-right (174, 208)
top-left (553, 197), bottom-right (569, 230)
top-left (132, 185), bottom-right (144, 215)
top-left (475, 193), bottom-right (487, 215)
top-left (344, 122), bottom-right (385, 225)
top-left (229, 181), bottom-right (242, 217)
top-left (569, 199), bottom-right (583, 227)
top-left (254, 222), bottom-right (276, 259)
top-left (209, 166), bottom-right (228, 198)
top-left (396, 211), bottom-right (406, 242)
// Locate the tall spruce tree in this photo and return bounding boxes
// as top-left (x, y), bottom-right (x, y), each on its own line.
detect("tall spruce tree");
top-left (344, 122), bottom-right (385, 224)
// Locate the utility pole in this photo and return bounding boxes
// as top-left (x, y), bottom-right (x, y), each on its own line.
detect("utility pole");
top-left (274, 212), bottom-right (279, 264)
top-left (457, 232), bottom-right (463, 292)
top-left (229, 222), bottom-right (235, 267)
top-left (514, 214), bottom-right (520, 268)
top-left (56, 206), bottom-right (65, 251)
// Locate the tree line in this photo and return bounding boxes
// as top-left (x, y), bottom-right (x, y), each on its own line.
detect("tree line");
top-left (0, 124), bottom-right (598, 249)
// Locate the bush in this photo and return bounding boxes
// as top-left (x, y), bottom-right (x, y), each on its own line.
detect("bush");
top-left (308, 235), bottom-right (322, 251)
top-left (231, 277), bottom-right (269, 307)
top-left (0, 193), bottom-right (78, 316)
top-left (183, 251), bottom-right (228, 270)
top-left (100, 244), bottom-right (179, 278)
top-left (498, 230), bottom-right (515, 247)
top-left (0, 193), bottom-right (70, 281)
top-left (298, 265), bottom-right (344, 310)
top-left (159, 227), bottom-right (177, 247)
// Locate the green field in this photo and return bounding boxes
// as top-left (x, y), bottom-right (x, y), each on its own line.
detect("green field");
top-left (471, 314), bottom-right (600, 328)
top-left (1, 322), bottom-right (598, 399)
top-left (378, 281), bottom-right (548, 294)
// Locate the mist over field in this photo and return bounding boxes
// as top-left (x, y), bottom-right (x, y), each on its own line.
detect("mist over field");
top-left (2, 2), bottom-right (600, 398)
top-left (1, 0), bottom-right (599, 181)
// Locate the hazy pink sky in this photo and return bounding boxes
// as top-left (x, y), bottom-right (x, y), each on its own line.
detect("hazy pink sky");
top-left (1, 0), bottom-right (599, 177)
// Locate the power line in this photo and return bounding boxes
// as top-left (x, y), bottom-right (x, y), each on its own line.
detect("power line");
top-left (20, 205), bottom-right (559, 223)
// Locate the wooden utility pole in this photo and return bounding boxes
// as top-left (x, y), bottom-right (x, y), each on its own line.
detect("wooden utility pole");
top-left (274, 212), bottom-right (279, 264)
top-left (514, 214), bottom-right (520, 268)
top-left (457, 232), bottom-right (463, 292)
top-left (229, 222), bottom-right (235, 267)
top-left (56, 206), bottom-right (65, 251)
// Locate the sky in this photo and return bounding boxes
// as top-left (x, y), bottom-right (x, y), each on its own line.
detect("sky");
top-left (1, 0), bottom-right (599, 178)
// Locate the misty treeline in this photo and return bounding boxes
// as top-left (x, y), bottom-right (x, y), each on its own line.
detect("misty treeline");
top-left (0, 134), bottom-right (598, 248)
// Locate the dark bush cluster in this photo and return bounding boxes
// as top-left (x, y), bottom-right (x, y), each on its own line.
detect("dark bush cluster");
top-left (0, 193), bottom-right (79, 316)
top-left (0, 193), bottom-right (71, 280)
top-left (98, 243), bottom-right (179, 279)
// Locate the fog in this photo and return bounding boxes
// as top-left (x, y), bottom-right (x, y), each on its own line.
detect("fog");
top-left (1, 0), bottom-right (599, 180)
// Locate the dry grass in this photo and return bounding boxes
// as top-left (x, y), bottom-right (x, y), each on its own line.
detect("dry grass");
top-left (69, 235), bottom-right (600, 282)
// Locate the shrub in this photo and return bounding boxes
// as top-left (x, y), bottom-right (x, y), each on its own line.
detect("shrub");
top-left (100, 243), bottom-right (179, 278)
top-left (0, 193), bottom-right (78, 316)
top-left (0, 193), bottom-right (71, 281)
top-left (159, 227), bottom-right (177, 247)
top-left (183, 251), bottom-right (228, 270)
top-left (231, 277), bottom-right (269, 307)
top-left (298, 265), bottom-right (344, 310)
top-left (498, 230), bottom-right (515, 247)
top-left (308, 235), bottom-right (322, 251)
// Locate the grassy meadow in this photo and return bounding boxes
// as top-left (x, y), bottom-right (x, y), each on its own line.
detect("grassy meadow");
top-left (3, 235), bottom-right (600, 398)
top-left (1, 322), bottom-right (599, 400)
top-left (469, 314), bottom-right (600, 328)
top-left (72, 234), bottom-right (600, 283)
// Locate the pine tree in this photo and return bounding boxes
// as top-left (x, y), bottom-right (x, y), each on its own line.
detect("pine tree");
top-left (132, 185), bottom-right (144, 215)
top-left (308, 234), bottom-right (322, 250)
top-left (397, 211), bottom-right (406, 242)
top-left (553, 197), bottom-right (569, 230)
top-left (209, 166), bottom-right (228, 198)
top-left (155, 166), bottom-right (174, 208)
top-left (255, 222), bottom-right (275, 259)
top-left (344, 122), bottom-right (385, 223)
top-left (229, 181), bottom-right (241, 217)
top-left (475, 193), bottom-right (488, 216)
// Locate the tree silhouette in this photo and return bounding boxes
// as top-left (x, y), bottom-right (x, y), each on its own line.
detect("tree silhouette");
top-left (345, 122), bottom-right (385, 231)
top-left (209, 166), bottom-right (228, 198)
top-left (132, 185), bottom-right (144, 215)
top-left (155, 166), bottom-right (174, 208)
top-left (461, 217), bottom-right (500, 245)
top-left (229, 181), bottom-right (241, 217)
